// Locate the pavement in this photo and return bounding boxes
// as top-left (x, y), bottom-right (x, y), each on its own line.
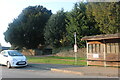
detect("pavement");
top-left (28, 63), bottom-right (119, 77)
top-left (51, 66), bottom-right (119, 77)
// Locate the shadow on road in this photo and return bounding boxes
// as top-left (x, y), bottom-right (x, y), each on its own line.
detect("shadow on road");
top-left (31, 63), bottom-right (83, 70)
top-left (12, 63), bottom-right (84, 71)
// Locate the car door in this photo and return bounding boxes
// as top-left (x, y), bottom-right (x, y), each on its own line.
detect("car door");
top-left (0, 51), bottom-right (8, 65)
top-left (0, 51), bottom-right (3, 64)
top-left (0, 51), bottom-right (5, 64)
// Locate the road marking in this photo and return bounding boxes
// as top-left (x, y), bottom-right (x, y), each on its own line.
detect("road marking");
top-left (51, 68), bottom-right (84, 75)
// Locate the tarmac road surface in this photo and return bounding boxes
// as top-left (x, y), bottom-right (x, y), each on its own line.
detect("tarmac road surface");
top-left (0, 63), bottom-right (119, 80)
top-left (0, 64), bottom-right (111, 78)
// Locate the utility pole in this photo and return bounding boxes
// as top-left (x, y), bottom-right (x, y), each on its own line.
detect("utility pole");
top-left (74, 32), bottom-right (77, 65)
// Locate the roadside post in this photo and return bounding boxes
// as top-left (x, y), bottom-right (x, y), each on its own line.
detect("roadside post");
top-left (74, 32), bottom-right (77, 65)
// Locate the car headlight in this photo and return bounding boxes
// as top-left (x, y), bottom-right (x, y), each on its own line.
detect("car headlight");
top-left (24, 56), bottom-right (27, 61)
top-left (25, 58), bottom-right (27, 61)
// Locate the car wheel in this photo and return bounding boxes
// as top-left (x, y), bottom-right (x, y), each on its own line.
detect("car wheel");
top-left (7, 62), bottom-right (11, 68)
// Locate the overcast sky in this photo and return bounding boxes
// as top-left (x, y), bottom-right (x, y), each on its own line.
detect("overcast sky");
top-left (0, 0), bottom-right (80, 47)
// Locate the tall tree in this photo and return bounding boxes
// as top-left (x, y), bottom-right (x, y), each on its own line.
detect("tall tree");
top-left (4, 5), bottom-right (52, 49)
top-left (44, 9), bottom-right (67, 47)
top-left (86, 2), bottom-right (120, 34)
top-left (66, 2), bottom-right (100, 47)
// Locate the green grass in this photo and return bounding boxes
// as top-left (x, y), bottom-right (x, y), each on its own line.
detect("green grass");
top-left (46, 56), bottom-right (86, 60)
top-left (26, 56), bottom-right (87, 66)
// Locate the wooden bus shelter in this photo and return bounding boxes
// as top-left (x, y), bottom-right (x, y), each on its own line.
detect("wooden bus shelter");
top-left (81, 33), bottom-right (120, 67)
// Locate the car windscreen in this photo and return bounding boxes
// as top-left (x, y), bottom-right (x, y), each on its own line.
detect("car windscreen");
top-left (8, 51), bottom-right (23, 56)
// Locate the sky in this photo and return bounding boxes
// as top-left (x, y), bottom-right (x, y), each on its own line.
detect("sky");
top-left (0, 0), bottom-right (80, 47)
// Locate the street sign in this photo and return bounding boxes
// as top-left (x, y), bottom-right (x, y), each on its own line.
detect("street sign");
top-left (74, 32), bottom-right (76, 37)
top-left (74, 44), bottom-right (77, 52)
top-left (93, 54), bottom-right (99, 58)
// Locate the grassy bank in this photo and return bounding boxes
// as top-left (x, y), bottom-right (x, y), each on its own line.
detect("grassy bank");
top-left (26, 56), bottom-right (87, 66)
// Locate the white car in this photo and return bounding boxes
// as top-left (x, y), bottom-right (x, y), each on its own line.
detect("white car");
top-left (0, 50), bottom-right (27, 68)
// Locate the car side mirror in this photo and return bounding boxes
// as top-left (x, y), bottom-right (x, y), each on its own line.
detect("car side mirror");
top-left (3, 55), bottom-right (8, 57)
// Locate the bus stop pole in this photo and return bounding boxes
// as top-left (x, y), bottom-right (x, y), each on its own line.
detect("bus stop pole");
top-left (74, 32), bottom-right (77, 65)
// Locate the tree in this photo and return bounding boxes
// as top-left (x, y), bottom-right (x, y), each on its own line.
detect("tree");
top-left (4, 5), bottom-right (52, 49)
top-left (44, 9), bottom-right (67, 48)
top-left (66, 3), bottom-right (86, 47)
top-left (66, 2), bottom-right (102, 47)
top-left (86, 2), bottom-right (120, 34)
top-left (86, 3), bottom-right (102, 35)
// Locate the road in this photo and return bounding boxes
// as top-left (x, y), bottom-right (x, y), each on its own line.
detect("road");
top-left (0, 64), bottom-right (110, 78)
top-left (2, 66), bottom-right (83, 78)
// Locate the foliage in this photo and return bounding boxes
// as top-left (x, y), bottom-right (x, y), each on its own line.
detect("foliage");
top-left (86, 2), bottom-right (120, 34)
top-left (44, 9), bottom-right (67, 48)
top-left (4, 5), bottom-right (52, 49)
top-left (66, 2), bottom-right (101, 48)
top-left (4, 2), bottom-right (120, 50)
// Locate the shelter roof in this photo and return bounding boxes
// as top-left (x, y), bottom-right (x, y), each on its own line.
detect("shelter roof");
top-left (81, 33), bottom-right (120, 40)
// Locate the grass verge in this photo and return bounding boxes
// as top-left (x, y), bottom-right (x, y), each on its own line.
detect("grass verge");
top-left (26, 56), bottom-right (87, 66)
